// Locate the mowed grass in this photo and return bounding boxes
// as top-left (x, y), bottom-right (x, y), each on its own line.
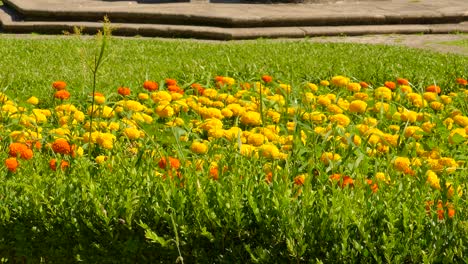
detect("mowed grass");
top-left (0, 35), bottom-right (466, 102)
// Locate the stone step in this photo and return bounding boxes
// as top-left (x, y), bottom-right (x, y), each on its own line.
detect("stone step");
top-left (3, 0), bottom-right (468, 28)
top-left (2, 6), bottom-right (467, 40)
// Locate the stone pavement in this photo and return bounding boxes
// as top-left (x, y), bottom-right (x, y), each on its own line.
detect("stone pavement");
top-left (0, 0), bottom-right (467, 39)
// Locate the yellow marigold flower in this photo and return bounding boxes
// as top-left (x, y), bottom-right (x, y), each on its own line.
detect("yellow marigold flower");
top-left (259, 144), bottom-right (281, 159)
top-left (353, 92), bottom-right (369, 101)
top-left (151, 91), bottom-right (172, 104)
top-left (349, 100), bottom-right (367, 113)
top-left (443, 117), bottom-right (454, 130)
top-left (221, 108), bottom-right (233, 118)
top-left (329, 114), bottom-right (350, 127)
top-left (97, 132), bottom-right (116, 150)
top-left (240, 111), bottom-right (262, 126)
top-left (448, 128), bottom-right (466, 144)
top-left (381, 133), bottom-right (399, 147)
top-left (155, 104), bottom-right (174, 118)
top-left (208, 128), bottom-right (224, 139)
top-left (307, 83), bottom-right (318, 92)
top-left (199, 118), bottom-right (223, 131)
top-left (373, 102), bottom-right (390, 113)
top-left (375, 87), bottom-right (392, 101)
top-left (400, 110), bottom-right (418, 123)
top-left (87, 105), bottom-right (114, 118)
top-left (389, 125), bottom-right (400, 132)
top-left (426, 170), bottom-right (440, 190)
top-left (211, 101), bottom-right (224, 109)
top-left (302, 111), bottom-right (326, 123)
top-left (266, 109), bottom-right (281, 123)
top-left (95, 155), bottom-right (108, 164)
top-left (138, 93), bottom-right (149, 101)
top-left (421, 122), bottom-right (435, 133)
top-left (203, 88), bottom-right (218, 100)
top-left (317, 95), bottom-right (331, 107)
top-left (394, 157), bottom-right (410, 172)
top-left (331, 75), bottom-right (350, 87)
top-left (2, 104), bottom-right (17, 114)
top-left (430, 101), bottom-right (444, 111)
top-left (123, 127), bottom-right (141, 140)
top-left (171, 93), bottom-right (183, 101)
top-left (375, 172), bottom-right (390, 184)
top-left (240, 144), bottom-right (257, 157)
top-left (226, 103), bottom-right (245, 116)
top-left (423, 92), bottom-right (438, 102)
top-left (190, 141), bottom-right (208, 154)
top-left (320, 80), bottom-right (330, 86)
top-left (26, 96), bottom-right (39, 105)
top-left (347, 82), bottom-right (361, 92)
top-left (224, 127), bottom-right (242, 141)
top-left (94, 95), bottom-right (106, 105)
top-left (327, 104), bottom-right (343, 114)
top-left (320, 152), bottom-right (341, 165)
top-left (404, 126), bottom-right (424, 140)
top-left (278, 84), bottom-right (291, 94)
top-left (400, 85), bottom-right (412, 93)
top-left (247, 133), bottom-right (267, 147)
top-left (440, 95), bottom-right (452, 104)
top-left (453, 115), bottom-right (468, 127)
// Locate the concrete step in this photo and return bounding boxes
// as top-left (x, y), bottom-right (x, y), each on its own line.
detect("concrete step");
top-left (3, 0), bottom-right (468, 28)
top-left (2, 6), bottom-right (467, 40)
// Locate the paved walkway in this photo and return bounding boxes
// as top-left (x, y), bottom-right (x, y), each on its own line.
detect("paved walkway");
top-left (0, 0), bottom-right (467, 39)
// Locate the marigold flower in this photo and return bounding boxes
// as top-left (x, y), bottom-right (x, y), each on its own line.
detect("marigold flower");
top-left (397, 78), bottom-right (409, 85)
top-left (54, 90), bottom-right (70, 100)
top-left (394, 156), bottom-right (411, 172)
top-left (49, 159), bottom-right (69, 171)
top-left (190, 141), bottom-right (208, 154)
top-left (426, 85), bottom-right (441, 94)
top-left (52, 81), bottom-right (67, 90)
top-left (26, 96), bottom-right (39, 105)
top-left (123, 127), bottom-right (141, 140)
top-left (366, 179), bottom-right (378, 193)
top-left (9, 142), bottom-right (33, 160)
top-left (143, 80), bottom-right (159, 91)
top-left (347, 82), bottom-right (361, 92)
top-left (456, 78), bottom-right (467, 85)
top-left (117, 87), bottom-right (131, 96)
top-left (349, 100), bottom-right (367, 113)
top-left (384, 81), bottom-right (396, 90)
top-left (320, 152), bottom-right (341, 165)
top-left (261, 75), bottom-right (273, 83)
top-left (329, 174), bottom-right (354, 188)
top-left (359, 81), bottom-right (369, 88)
top-left (331, 76), bottom-right (350, 87)
top-left (52, 138), bottom-right (72, 155)
top-left (209, 166), bottom-right (219, 180)
top-left (165, 78), bottom-right (177, 86)
top-left (294, 174), bottom-right (306, 186)
top-left (5, 157), bottom-right (19, 172)
top-left (159, 156), bottom-right (181, 170)
top-left (240, 111), bottom-right (262, 126)
top-left (329, 114), bottom-right (350, 127)
top-left (95, 155), bottom-right (108, 164)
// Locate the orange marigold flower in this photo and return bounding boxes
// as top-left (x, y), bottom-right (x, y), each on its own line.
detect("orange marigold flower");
top-left (366, 179), bottom-right (378, 193)
top-left (158, 157), bottom-right (181, 170)
top-left (294, 174), bottom-right (306, 186)
top-left (426, 85), bottom-right (441, 94)
top-left (191, 83), bottom-right (205, 95)
top-left (143, 80), bottom-right (159, 91)
top-left (117, 87), bottom-right (131, 96)
top-left (359, 81), bottom-right (369, 88)
top-left (168, 85), bottom-right (183, 94)
top-left (9, 143), bottom-right (33, 160)
top-left (49, 159), bottom-right (69, 171)
top-left (165, 78), bottom-right (177, 86)
top-left (397, 78), bottom-right (409, 85)
top-left (262, 75), bottom-right (273, 83)
top-left (456, 78), bottom-right (467, 86)
top-left (5, 157), bottom-right (19, 172)
top-left (265, 171), bottom-right (273, 184)
top-left (209, 167), bottom-right (219, 180)
top-left (241, 83), bottom-right (251, 90)
top-left (54, 90), bottom-right (70, 100)
top-left (384, 81), bottom-right (396, 90)
top-left (330, 174), bottom-right (354, 188)
top-left (52, 138), bottom-right (72, 155)
top-left (52, 81), bottom-right (67, 90)
top-left (25, 140), bottom-right (42, 150)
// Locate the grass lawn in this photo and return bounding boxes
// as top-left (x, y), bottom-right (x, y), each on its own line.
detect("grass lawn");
top-left (0, 35), bottom-right (466, 102)
top-left (0, 34), bottom-right (467, 262)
